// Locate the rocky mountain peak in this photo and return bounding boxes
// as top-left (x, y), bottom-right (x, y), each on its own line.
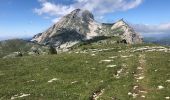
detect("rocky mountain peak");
top-left (71, 8), bottom-right (81, 13)
top-left (31, 9), bottom-right (97, 49)
top-left (81, 10), bottom-right (94, 21)
top-left (111, 19), bottom-right (143, 44)
top-left (68, 9), bottom-right (94, 22)
top-left (31, 9), bottom-right (143, 50)
top-left (111, 19), bottom-right (128, 29)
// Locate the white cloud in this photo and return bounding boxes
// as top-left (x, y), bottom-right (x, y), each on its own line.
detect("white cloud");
top-left (34, 2), bottom-right (75, 16)
top-left (122, 0), bottom-right (143, 10)
top-left (96, 16), bottom-right (104, 20)
top-left (132, 22), bottom-right (170, 34)
top-left (38, 0), bottom-right (47, 3)
top-left (52, 17), bottom-right (61, 23)
top-left (34, 0), bottom-right (144, 22)
top-left (75, 0), bottom-right (143, 14)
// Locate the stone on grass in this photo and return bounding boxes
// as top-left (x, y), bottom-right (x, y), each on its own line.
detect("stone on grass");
top-left (165, 97), bottom-right (170, 99)
top-left (158, 85), bottom-right (164, 90)
top-left (166, 80), bottom-right (170, 83)
top-left (11, 93), bottom-right (30, 100)
top-left (106, 65), bottom-right (116, 68)
top-left (48, 78), bottom-right (58, 83)
top-left (99, 60), bottom-right (113, 63)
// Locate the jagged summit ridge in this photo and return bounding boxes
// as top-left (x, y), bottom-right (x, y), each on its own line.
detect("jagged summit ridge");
top-left (32, 9), bottom-right (142, 49)
top-left (111, 19), bottom-right (142, 44)
top-left (71, 9), bottom-right (94, 21)
top-left (112, 19), bottom-right (126, 29)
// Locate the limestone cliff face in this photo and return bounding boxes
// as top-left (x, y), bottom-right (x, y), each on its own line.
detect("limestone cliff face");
top-left (32, 9), bottom-right (102, 48)
top-left (32, 9), bottom-right (142, 49)
top-left (111, 19), bottom-right (143, 44)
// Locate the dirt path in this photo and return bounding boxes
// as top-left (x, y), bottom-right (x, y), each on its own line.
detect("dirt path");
top-left (129, 54), bottom-right (148, 99)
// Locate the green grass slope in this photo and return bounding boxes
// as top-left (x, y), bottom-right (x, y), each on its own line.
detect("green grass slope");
top-left (0, 39), bottom-right (54, 58)
top-left (0, 37), bottom-right (170, 100)
top-left (0, 39), bottom-right (30, 57)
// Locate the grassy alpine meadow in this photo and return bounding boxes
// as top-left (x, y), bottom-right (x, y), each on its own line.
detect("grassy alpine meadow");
top-left (0, 42), bottom-right (170, 100)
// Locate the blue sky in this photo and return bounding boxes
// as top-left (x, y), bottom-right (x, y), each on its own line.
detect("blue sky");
top-left (0, 0), bottom-right (170, 40)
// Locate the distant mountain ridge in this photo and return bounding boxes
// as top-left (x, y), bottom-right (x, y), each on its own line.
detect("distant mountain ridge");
top-left (144, 36), bottom-right (170, 46)
top-left (31, 9), bottom-right (143, 50)
top-left (142, 33), bottom-right (170, 46)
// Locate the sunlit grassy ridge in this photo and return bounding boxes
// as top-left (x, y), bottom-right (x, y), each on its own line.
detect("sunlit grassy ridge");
top-left (0, 37), bottom-right (170, 100)
top-left (0, 39), bottom-right (31, 58)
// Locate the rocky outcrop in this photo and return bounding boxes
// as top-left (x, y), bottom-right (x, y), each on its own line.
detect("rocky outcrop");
top-left (32, 9), bottom-right (143, 50)
top-left (111, 19), bottom-right (143, 44)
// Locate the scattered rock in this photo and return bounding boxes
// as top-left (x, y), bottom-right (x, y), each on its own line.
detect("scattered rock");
top-left (166, 80), bottom-right (170, 83)
top-left (90, 89), bottom-right (104, 100)
top-left (109, 56), bottom-right (117, 59)
top-left (75, 52), bottom-right (79, 54)
top-left (158, 85), bottom-right (164, 90)
top-left (137, 67), bottom-right (143, 70)
top-left (139, 90), bottom-right (147, 93)
top-left (132, 93), bottom-right (139, 98)
top-left (131, 46), bottom-right (170, 53)
top-left (128, 92), bottom-right (138, 98)
top-left (117, 68), bottom-right (123, 74)
top-left (155, 69), bottom-right (158, 72)
top-left (128, 92), bottom-right (132, 95)
top-left (91, 68), bottom-right (96, 70)
top-left (106, 65), bottom-right (116, 68)
top-left (136, 76), bottom-right (144, 80)
top-left (114, 68), bottom-right (124, 79)
top-left (133, 86), bottom-right (139, 90)
top-left (91, 54), bottom-right (96, 56)
top-left (85, 61), bottom-right (89, 63)
top-left (100, 80), bottom-right (104, 83)
top-left (121, 55), bottom-right (133, 58)
top-left (48, 78), bottom-right (58, 83)
top-left (165, 97), bottom-right (170, 100)
top-left (99, 60), bottom-right (113, 63)
top-left (27, 80), bottom-right (35, 83)
top-left (141, 95), bottom-right (146, 98)
top-left (71, 81), bottom-right (78, 84)
top-left (11, 93), bottom-right (30, 100)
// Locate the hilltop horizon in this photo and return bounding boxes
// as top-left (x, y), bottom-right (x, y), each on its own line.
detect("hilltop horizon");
top-left (0, 1), bottom-right (170, 99)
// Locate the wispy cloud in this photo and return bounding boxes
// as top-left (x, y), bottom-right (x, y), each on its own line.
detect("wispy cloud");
top-left (75, 0), bottom-right (143, 14)
top-left (34, 1), bottom-right (75, 16)
top-left (132, 22), bottom-right (170, 34)
top-left (34, 0), bottom-right (144, 22)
